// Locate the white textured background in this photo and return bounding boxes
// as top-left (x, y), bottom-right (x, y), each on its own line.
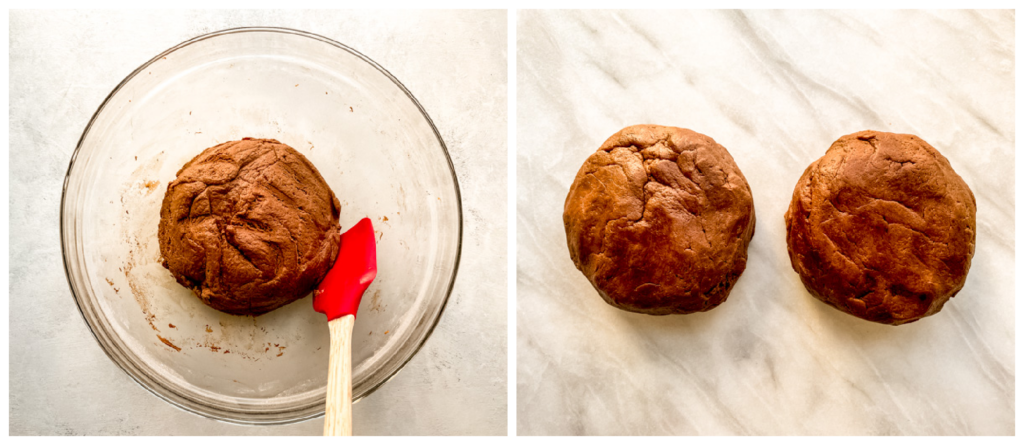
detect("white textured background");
top-left (10, 10), bottom-right (507, 435)
top-left (517, 10), bottom-right (1014, 435)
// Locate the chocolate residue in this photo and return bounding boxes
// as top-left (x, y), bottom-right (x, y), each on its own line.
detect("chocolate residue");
top-left (119, 204), bottom-right (158, 333)
top-left (157, 335), bottom-right (181, 351)
top-left (205, 325), bottom-right (213, 333)
top-left (104, 278), bottom-right (120, 294)
top-left (168, 323), bottom-right (176, 328)
top-left (370, 290), bottom-right (383, 313)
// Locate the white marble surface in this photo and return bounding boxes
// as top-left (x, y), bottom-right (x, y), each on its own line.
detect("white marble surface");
top-left (10, 10), bottom-right (507, 435)
top-left (517, 10), bottom-right (1013, 435)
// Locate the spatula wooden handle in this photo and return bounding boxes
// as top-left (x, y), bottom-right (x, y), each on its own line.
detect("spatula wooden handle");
top-left (324, 315), bottom-right (355, 436)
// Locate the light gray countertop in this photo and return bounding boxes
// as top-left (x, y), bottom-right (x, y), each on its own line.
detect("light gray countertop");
top-left (516, 10), bottom-right (1013, 435)
top-left (10, 10), bottom-right (507, 435)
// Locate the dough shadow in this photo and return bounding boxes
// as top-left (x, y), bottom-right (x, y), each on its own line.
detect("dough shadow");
top-left (609, 291), bottom-right (738, 338)
top-left (801, 287), bottom-right (943, 349)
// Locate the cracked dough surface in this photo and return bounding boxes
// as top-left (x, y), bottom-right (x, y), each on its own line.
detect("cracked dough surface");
top-left (158, 138), bottom-right (341, 315)
top-left (785, 130), bottom-right (976, 325)
top-left (563, 125), bottom-right (756, 315)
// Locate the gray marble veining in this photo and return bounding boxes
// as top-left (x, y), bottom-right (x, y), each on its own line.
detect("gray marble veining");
top-left (9, 9), bottom-right (507, 435)
top-left (517, 9), bottom-right (1013, 435)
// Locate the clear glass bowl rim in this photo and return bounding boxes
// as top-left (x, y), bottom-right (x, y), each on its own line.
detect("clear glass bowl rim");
top-left (59, 26), bottom-right (463, 426)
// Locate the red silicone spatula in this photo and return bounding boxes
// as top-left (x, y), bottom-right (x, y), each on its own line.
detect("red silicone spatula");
top-left (313, 217), bottom-right (377, 436)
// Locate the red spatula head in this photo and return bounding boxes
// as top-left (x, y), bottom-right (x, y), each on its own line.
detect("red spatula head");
top-left (314, 217), bottom-right (378, 321)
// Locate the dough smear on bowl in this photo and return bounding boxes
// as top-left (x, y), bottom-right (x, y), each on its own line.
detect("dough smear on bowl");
top-left (784, 130), bottom-right (976, 325)
top-left (158, 138), bottom-right (341, 316)
top-left (563, 125), bottom-right (756, 315)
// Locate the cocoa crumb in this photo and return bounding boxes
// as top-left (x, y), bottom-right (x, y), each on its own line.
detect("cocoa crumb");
top-left (157, 335), bottom-right (180, 351)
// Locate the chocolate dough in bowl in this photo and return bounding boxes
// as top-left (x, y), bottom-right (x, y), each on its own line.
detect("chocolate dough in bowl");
top-left (61, 28), bottom-right (461, 424)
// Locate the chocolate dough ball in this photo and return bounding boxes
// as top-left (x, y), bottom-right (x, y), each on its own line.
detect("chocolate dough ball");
top-left (563, 125), bottom-right (756, 315)
top-left (784, 131), bottom-right (976, 325)
top-left (158, 138), bottom-right (342, 315)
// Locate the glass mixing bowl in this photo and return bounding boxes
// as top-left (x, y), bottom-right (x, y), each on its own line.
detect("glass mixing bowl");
top-left (60, 27), bottom-right (462, 425)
